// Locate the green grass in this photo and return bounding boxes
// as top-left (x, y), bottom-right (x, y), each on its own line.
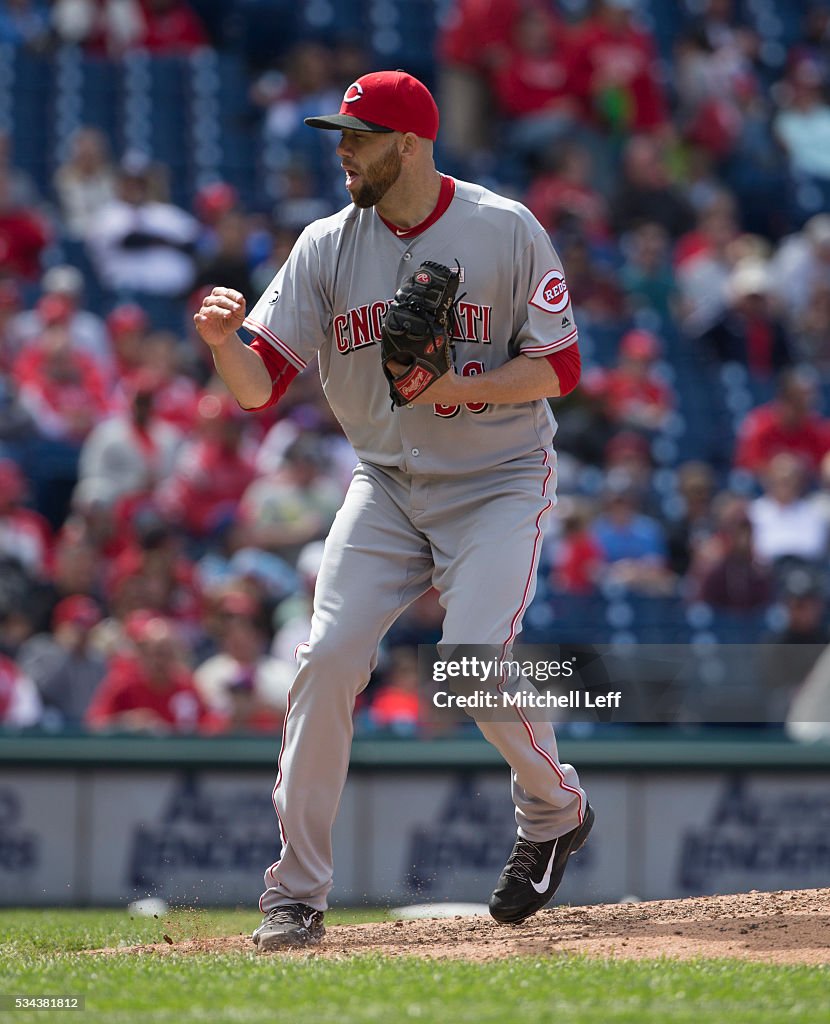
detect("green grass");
top-left (1, 910), bottom-right (827, 1024)
top-left (0, 908), bottom-right (384, 955)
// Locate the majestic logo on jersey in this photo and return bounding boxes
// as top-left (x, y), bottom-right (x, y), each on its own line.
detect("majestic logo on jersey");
top-left (343, 82), bottom-right (364, 103)
top-left (268, 290), bottom-right (280, 305)
top-left (530, 270), bottom-right (570, 314)
top-left (333, 300), bottom-right (492, 354)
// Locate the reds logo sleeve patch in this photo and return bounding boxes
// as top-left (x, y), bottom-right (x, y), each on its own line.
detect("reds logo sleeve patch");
top-left (530, 270), bottom-right (570, 314)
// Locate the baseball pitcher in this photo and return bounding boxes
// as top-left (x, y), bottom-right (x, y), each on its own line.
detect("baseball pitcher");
top-left (194, 70), bottom-right (593, 951)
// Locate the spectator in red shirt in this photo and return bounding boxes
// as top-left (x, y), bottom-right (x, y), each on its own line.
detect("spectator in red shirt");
top-left (156, 392), bottom-right (257, 538)
top-left (12, 307), bottom-right (111, 528)
top-left (11, 265), bottom-right (112, 380)
top-left (0, 168), bottom-right (49, 281)
top-left (673, 190), bottom-right (742, 274)
top-left (674, 191), bottom-right (744, 336)
top-left (604, 329), bottom-right (674, 432)
top-left (105, 515), bottom-right (201, 632)
top-left (525, 143), bottom-right (610, 243)
top-left (125, 330), bottom-right (200, 433)
top-left (437, 0), bottom-right (533, 160)
top-left (549, 497), bottom-right (604, 595)
top-left (201, 666), bottom-right (287, 735)
top-left (569, 0), bottom-right (669, 136)
top-left (734, 368), bottom-right (830, 475)
top-left (487, 6), bottom-right (582, 160)
top-left (0, 458), bottom-right (52, 578)
top-left (138, 0), bottom-right (208, 53)
top-left (105, 303), bottom-right (149, 378)
top-left (602, 430), bottom-right (656, 498)
top-left (13, 305), bottom-right (110, 443)
top-left (366, 648), bottom-right (422, 737)
top-left (439, 0), bottom-right (524, 74)
top-left (86, 612), bottom-right (208, 733)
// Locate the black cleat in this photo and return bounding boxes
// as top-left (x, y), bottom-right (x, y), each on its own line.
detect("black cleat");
top-left (252, 903), bottom-right (326, 951)
top-left (489, 804), bottom-right (595, 925)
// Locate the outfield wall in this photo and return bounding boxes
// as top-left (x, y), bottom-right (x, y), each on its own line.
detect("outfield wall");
top-left (0, 734), bottom-right (828, 907)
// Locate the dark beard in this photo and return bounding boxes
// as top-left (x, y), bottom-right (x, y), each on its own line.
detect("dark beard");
top-left (351, 141), bottom-right (402, 208)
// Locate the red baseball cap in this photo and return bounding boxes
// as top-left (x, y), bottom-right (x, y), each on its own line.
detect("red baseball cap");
top-left (37, 293), bottom-right (74, 326)
top-left (195, 181), bottom-right (238, 222)
top-left (52, 595), bottom-right (102, 631)
top-left (106, 303), bottom-right (148, 337)
top-left (305, 71), bottom-right (439, 141)
top-left (124, 609), bottom-right (172, 645)
top-left (620, 329), bottom-right (660, 361)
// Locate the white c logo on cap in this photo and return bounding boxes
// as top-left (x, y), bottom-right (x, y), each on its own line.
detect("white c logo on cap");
top-left (343, 82), bottom-right (363, 103)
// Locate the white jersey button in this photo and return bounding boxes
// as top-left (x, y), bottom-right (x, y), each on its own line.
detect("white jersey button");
top-left (411, 448), bottom-right (420, 456)
top-left (403, 252), bottom-right (412, 261)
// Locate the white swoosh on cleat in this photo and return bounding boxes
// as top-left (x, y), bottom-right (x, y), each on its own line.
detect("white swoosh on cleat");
top-left (530, 839), bottom-right (559, 894)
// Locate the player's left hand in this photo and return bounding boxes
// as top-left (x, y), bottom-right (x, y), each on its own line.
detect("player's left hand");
top-left (380, 261), bottom-right (460, 407)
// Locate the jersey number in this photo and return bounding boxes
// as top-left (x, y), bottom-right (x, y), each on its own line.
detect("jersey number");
top-left (433, 361), bottom-right (488, 418)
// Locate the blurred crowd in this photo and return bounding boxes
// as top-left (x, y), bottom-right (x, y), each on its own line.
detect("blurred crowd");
top-left (3, 0), bottom-right (830, 736)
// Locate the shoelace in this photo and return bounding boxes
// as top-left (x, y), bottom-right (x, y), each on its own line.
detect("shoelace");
top-left (504, 840), bottom-right (545, 883)
top-left (264, 905), bottom-right (307, 926)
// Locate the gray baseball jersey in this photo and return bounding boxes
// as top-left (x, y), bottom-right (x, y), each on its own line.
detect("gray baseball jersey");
top-left (243, 178), bottom-right (578, 475)
top-left (245, 177), bottom-right (588, 916)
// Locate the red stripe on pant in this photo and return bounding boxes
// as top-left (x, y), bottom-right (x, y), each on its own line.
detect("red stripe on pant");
top-left (498, 448), bottom-right (584, 824)
top-left (259, 690), bottom-right (293, 912)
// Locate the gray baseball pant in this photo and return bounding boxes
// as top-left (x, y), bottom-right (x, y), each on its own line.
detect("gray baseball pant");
top-left (259, 449), bottom-right (587, 913)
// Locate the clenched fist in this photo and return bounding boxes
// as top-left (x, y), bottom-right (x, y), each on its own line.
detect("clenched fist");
top-left (193, 287), bottom-right (247, 347)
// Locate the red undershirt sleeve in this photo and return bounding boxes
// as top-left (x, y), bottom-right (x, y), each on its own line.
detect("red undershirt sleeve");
top-left (545, 341), bottom-right (581, 396)
top-left (242, 336), bottom-right (300, 410)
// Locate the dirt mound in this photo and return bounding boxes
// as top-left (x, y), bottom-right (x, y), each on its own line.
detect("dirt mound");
top-left (91, 889), bottom-right (830, 964)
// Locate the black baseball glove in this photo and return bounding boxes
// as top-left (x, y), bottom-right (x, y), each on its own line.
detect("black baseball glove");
top-left (380, 261), bottom-right (461, 408)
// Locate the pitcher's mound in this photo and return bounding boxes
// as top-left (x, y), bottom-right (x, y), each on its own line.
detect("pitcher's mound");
top-left (89, 888), bottom-right (830, 963)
